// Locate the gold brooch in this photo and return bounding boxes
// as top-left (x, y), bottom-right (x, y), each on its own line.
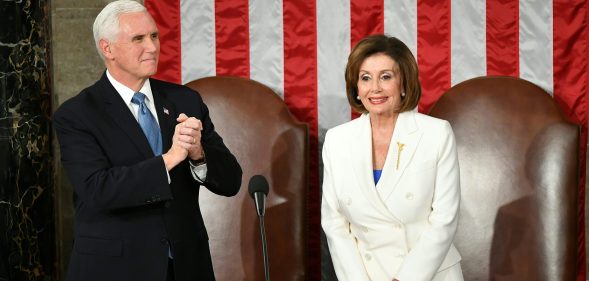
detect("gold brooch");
top-left (396, 142), bottom-right (405, 170)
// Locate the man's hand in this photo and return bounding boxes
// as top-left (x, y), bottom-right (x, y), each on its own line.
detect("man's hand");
top-left (175, 113), bottom-right (204, 161)
top-left (162, 116), bottom-right (192, 170)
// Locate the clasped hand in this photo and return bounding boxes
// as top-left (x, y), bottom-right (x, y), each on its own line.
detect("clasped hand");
top-left (163, 113), bottom-right (204, 170)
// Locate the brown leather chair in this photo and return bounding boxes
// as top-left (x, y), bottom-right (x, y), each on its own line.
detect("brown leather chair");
top-left (430, 76), bottom-right (580, 281)
top-left (185, 76), bottom-right (309, 280)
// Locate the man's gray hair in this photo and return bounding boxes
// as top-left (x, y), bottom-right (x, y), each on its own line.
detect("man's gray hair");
top-left (93, 0), bottom-right (147, 60)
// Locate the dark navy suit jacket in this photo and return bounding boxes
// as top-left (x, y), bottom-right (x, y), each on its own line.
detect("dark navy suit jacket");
top-left (54, 72), bottom-right (242, 281)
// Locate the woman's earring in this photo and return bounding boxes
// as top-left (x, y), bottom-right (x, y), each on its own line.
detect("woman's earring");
top-left (401, 92), bottom-right (406, 98)
top-left (356, 95), bottom-right (360, 100)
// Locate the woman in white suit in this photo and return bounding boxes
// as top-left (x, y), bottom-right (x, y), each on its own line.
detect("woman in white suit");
top-left (321, 35), bottom-right (463, 281)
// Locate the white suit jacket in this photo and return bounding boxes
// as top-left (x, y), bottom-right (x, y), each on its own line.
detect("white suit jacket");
top-left (321, 111), bottom-right (461, 281)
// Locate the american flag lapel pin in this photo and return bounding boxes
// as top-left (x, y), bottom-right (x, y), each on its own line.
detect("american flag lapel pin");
top-left (163, 107), bottom-right (169, 115)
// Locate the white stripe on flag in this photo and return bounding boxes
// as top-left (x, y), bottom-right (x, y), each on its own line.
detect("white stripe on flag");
top-left (317, 0), bottom-right (351, 137)
top-left (519, 0), bottom-right (553, 95)
top-left (249, 0), bottom-right (285, 98)
top-left (181, 0), bottom-right (216, 83)
top-left (451, 0), bottom-right (486, 86)
top-left (384, 0), bottom-right (417, 58)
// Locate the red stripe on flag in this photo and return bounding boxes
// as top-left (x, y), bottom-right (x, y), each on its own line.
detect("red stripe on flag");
top-left (350, 0), bottom-right (384, 46)
top-left (553, 1), bottom-right (589, 280)
top-left (145, 0), bottom-right (182, 84)
top-left (282, 0), bottom-right (319, 279)
top-left (417, 0), bottom-right (451, 113)
top-left (215, 0), bottom-right (250, 78)
top-left (350, 0), bottom-right (384, 119)
top-left (486, 0), bottom-right (519, 76)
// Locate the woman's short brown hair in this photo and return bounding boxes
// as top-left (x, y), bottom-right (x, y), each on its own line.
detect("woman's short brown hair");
top-left (345, 34), bottom-right (421, 113)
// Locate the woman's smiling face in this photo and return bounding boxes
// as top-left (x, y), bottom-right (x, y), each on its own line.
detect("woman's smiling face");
top-left (356, 52), bottom-right (403, 117)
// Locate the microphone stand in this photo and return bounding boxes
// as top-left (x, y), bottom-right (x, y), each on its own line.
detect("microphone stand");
top-left (249, 175), bottom-right (270, 281)
top-left (258, 213), bottom-right (270, 281)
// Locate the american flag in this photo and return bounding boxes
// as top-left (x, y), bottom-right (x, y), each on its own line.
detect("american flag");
top-left (144, 0), bottom-right (588, 279)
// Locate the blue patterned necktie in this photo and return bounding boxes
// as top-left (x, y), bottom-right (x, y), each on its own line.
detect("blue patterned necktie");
top-left (131, 92), bottom-right (170, 258)
top-left (131, 92), bottom-right (163, 155)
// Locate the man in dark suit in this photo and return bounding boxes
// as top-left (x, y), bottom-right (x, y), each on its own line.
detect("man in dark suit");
top-left (53, 1), bottom-right (242, 280)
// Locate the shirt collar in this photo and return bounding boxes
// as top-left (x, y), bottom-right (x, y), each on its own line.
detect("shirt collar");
top-left (106, 70), bottom-right (154, 106)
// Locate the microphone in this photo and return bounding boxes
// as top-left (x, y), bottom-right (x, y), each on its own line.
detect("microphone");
top-left (248, 175), bottom-right (270, 281)
top-left (248, 175), bottom-right (269, 217)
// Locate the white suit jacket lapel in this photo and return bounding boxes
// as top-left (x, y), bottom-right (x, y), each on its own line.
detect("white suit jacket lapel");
top-left (376, 111), bottom-right (423, 202)
top-left (349, 114), bottom-right (395, 218)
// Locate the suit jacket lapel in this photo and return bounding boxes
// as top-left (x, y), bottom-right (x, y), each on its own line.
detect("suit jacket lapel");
top-left (377, 111), bottom-right (423, 202)
top-left (97, 73), bottom-right (153, 158)
top-left (150, 80), bottom-right (175, 152)
top-left (350, 114), bottom-right (398, 220)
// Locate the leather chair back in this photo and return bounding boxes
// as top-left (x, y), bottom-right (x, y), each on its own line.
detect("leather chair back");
top-left (186, 76), bottom-right (309, 280)
top-left (429, 76), bottom-right (579, 281)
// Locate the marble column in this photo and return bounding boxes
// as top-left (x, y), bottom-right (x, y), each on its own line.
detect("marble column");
top-left (0, 0), bottom-right (54, 280)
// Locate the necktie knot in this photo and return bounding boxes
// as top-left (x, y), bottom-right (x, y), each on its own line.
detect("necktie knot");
top-left (132, 92), bottom-right (149, 114)
top-left (131, 92), bottom-right (146, 105)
